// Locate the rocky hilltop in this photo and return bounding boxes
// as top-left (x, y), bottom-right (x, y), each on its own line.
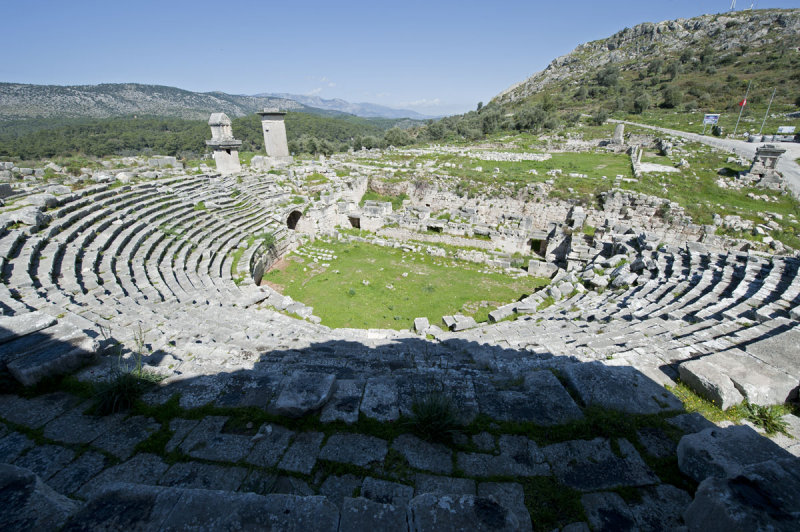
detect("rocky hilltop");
top-left (0, 82), bottom-right (305, 122)
top-left (494, 9), bottom-right (800, 104)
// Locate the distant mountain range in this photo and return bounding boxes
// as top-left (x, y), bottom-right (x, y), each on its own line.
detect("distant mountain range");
top-left (256, 92), bottom-right (435, 119)
top-left (0, 82), bottom-right (433, 123)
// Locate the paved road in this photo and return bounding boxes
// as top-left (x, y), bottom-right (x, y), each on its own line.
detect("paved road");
top-left (610, 119), bottom-right (800, 199)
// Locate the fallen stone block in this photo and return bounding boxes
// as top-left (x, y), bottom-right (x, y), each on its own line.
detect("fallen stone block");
top-left (0, 463), bottom-right (79, 531)
top-left (683, 458), bottom-right (800, 532)
top-left (488, 305), bottom-right (514, 323)
top-left (268, 371), bottom-right (336, 418)
top-left (678, 358), bottom-right (744, 410)
top-left (677, 425), bottom-right (793, 483)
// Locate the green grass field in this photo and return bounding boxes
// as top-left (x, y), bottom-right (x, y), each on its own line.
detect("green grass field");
top-left (263, 240), bottom-right (549, 330)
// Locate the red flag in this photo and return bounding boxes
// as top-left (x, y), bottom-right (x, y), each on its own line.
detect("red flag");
top-left (738, 99), bottom-right (747, 107)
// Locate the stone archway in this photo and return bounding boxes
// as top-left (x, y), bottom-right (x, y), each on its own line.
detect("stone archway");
top-left (287, 210), bottom-right (302, 230)
top-left (348, 216), bottom-right (361, 229)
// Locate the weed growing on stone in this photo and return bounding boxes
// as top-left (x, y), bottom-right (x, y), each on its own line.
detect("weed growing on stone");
top-left (742, 403), bottom-right (791, 436)
top-left (92, 327), bottom-right (162, 415)
top-left (404, 392), bottom-right (461, 444)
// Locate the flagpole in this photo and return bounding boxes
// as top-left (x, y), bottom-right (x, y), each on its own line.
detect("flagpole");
top-left (758, 87), bottom-right (776, 136)
top-left (733, 80), bottom-right (751, 137)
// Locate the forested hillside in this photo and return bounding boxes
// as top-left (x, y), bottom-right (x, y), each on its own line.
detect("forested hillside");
top-left (0, 112), bottom-right (419, 160)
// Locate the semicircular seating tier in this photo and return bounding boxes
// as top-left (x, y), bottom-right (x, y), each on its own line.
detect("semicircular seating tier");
top-left (0, 173), bottom-right (798, 412)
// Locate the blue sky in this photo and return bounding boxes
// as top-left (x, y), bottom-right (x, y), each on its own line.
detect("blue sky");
top-left (3, 1), bottom-right (798, 115)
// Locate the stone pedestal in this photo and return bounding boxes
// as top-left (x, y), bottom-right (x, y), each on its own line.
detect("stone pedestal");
top-left (206, 113), bottom-right (242, 175)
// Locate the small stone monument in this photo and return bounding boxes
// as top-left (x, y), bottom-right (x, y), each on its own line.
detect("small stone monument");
top-left (257, 109), bottom-right (292, 163)
top-left (206, 113), bottom-right (242, 175)
top-left (611, 124), bottom-right (625, 145)
top-left (749, 144), bottom-right (786, 190)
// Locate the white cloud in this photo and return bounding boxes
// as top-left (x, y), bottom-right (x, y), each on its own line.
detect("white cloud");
top-left (306, 87), bottom-right (323, 96)
top-left (400, 98), bottom-right (442, 108)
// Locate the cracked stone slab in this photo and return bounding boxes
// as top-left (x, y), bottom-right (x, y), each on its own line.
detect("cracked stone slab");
top-left (212, 373), bottom-right (283, 409)
top-left (319, 474), bottom-right (363, 510)
top-left (320, 379), bottom-right (364, 424)
top-left (160, 461), bottom-right (247, 491)
top-left (75, 453), bottom-right (166, 499)
top-left (245, 423), bottom-right (294, 468)
top-left (543, 438), bottom-right (658, 491)
top-left (475, 371), bottom-right (584, 425)
top-left (42, 403), bottom-right (116, 445)
top-left (91, 416), bottom-right (160, 460)
top-left (472, 432), bottom-right (496, 452)
top-left (319, 434), bottom-right (388, 467)
top-left (0, 393), bottom-right (81, 429)
top-left (560, 362), bottom-right (683, 414)
top-left (340, 497), bottom-right (406, 532)
top-left (268, 371), bottom-right (336, 417)
top-left (240, 472), bottom-right (313, 497)
top-left (391, 434), bottom-right (453, 474)
top-left (478, 482), bottom-right (532, 532)
top-left (666, 412), bottom-right (716, 435)
top-left (179, 416), bottom-right (255, 463)
top-left (65, 484), bottom-right (341, 531)
top-left (361, 477), bottom-right (414, 507)
top-left (50, 451), bottom-right (109, 497)
top-left (360, 377), bottom-right (399, 421)
top-left (636, 427), bottom-right (677, 459)
top-left (415, 473), bottom-right (476, 496)
top-left (0, 431), bottom-right (35, 462)
top-left (165, 418), bottom-right (200, 452)
top-left (408, 493), bottom-right (524, 531)
top-left (278, 432), bottom-right (324, 474)
top-left (457, 435), bottom-right (550, 478)
top-left (13, 444), bottom-right (76, 480)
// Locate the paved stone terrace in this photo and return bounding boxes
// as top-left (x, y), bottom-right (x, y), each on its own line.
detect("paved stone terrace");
top-left (1, 173), bottom-right (799, 529)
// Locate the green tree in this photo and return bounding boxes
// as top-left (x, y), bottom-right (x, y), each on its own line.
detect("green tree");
top-left (661, 86), bottom-right (682, 108)
top-left (383, 127), bottom-right (412, 147)
top-left (480, 110), bottom-right (501, 135)
top-left (647, 59), bottom-right (664, 77)
top-left (591, 109), bottom-right (609, 125)
top-left (666, 61), bottom-right (681, 80)
top-left (514, 106), bottom-right (546, 131)
top-left (596, 64), bottom-right (621, 88)
top-left (633, 94), bottom-right (651, 114)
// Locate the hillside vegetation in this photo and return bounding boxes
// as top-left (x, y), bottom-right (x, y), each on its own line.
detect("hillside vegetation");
top-left (0, 112), bottom-right (419, 160)
top-left (407, 9), bottom-right (800, 142)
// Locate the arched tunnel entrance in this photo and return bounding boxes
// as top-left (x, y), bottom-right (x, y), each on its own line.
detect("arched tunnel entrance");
top-left (287, 210), bottom-right (302, 230)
